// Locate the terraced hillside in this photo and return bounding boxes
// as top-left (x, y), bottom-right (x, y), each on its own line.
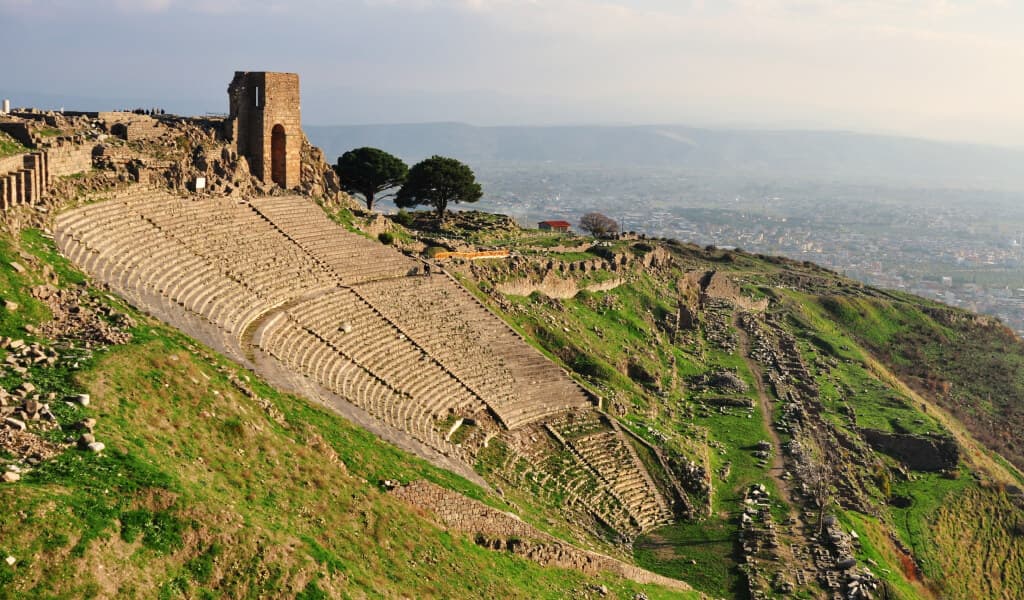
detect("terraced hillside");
top-left (52, 186), bottom-right (672, 544)
top-left (15, 182), bottom-right (1024, 599)
top-left (0, 223), bottom-right (693, 599)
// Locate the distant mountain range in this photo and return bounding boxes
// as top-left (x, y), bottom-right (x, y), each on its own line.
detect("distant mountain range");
top-left (306, 123), bottom-right (1024, 190)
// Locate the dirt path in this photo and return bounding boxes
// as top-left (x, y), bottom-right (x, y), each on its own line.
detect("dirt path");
top-left (732, 313), bottom-right (796, 513)
top-left (732, 312), bottom-right (827, 595)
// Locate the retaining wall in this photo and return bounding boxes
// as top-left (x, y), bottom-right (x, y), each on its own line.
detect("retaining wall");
top-left (1, 143), bottom-right (94, 209)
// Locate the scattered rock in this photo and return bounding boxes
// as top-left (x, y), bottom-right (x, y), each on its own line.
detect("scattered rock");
top-left (3, 300), bottom-right (18, 312)
top-left (86, 442), bottom-right (105, 453)
top-left (72, 393), bottom-right (91, 407)
top-left (4, 556), bottom-right (15, 566)
top-left (9, 262), bottom-right (25, 274)
top-left (3, 417), bottom-right (26, 431)
top-left (2, 471), bottom-right (20, 483)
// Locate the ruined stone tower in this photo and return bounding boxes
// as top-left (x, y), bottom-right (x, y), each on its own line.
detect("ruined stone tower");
top-left (226, 72), bottom-right (301, 189)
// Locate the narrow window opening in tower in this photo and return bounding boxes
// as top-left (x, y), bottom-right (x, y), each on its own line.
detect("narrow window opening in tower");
top-left (255, 86), bottom-right (261, 108)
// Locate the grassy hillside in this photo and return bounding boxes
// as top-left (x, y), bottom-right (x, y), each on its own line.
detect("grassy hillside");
top-left (0, 229), bottom-right (693, 599)
top-left (8, 199), bottom-right (1024, 599)
top-left (441, 224), bottom-right (1024, 600)
top-left (819, 292), bottom-right (1024, 471)
top-left (0, 132), bottom-right (27, 158)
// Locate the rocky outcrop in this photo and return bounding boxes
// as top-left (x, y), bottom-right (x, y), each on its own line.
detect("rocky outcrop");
top-left (700, 271), bottom-right (769, 311)
top-left (298, 134), bottom-right (342, 199)
top-left (496, 271), bottom-right (624, 299)
top-left (859, 429), bottom-right (959, 472)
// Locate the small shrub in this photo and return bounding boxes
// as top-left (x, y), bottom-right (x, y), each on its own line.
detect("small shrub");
top-left (297, 580), bottom-right (329, 600)
top-left (219, 416), bottom-right (246, 439)
top-left (424, 246), bottom-right (446, 259)
top-left (393, 210), bottom-right (414, 226)
top-left (120, 509), bottom-right (185, 554)
top-left (186, 543), bottom-right (222, 583)
top-left (378, 232), bottom-right (394, 245)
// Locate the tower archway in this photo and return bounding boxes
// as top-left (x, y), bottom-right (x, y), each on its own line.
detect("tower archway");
top-left (271, 124), bottom-right (286, 187)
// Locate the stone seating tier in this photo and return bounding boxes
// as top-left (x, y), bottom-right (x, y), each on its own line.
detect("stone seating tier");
top-left (280, 289), bottom-right (486, 419)
top-left (355, 276), bottom-right (592, 429)
top-left (250, 197), bottom-right (415, 285)
top-left (569, 431), bottom-right (674, 529)
top-left (258, 314), bottom-right (452, 452)
top-left (54, 187), bottom-right (672, 537)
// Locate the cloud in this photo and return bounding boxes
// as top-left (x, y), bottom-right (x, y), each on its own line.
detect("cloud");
top-left (112, 0), bottom-right (172, 11)
top-left (2, 0), bottom-right (1022, 144)
top-left (0, 0), bottom-right (288, 15)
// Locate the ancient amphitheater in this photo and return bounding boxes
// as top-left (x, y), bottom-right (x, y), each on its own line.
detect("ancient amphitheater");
top-left (54, 187), bottom-right (678, 540)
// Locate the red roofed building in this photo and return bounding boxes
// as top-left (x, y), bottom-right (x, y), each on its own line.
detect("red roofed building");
top-left (538, 220), bottom-right (571, 233)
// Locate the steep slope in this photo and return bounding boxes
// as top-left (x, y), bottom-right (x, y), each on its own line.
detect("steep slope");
top-left (52, 187), bottom-right (675, 548)
top-left (448, 230), bottom-right (1024, 599)
top-left (9, 180), bottom-right (1024, 599)
top-left (817, 291), bottom-right (1024, 471)
top-left (0, 227), bottom-right (694, 599)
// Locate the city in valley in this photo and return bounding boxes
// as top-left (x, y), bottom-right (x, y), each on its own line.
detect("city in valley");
top-left (6, 1), bottom-right (1024, 598)
top-left (467, 165), bottom-right (1024, 337)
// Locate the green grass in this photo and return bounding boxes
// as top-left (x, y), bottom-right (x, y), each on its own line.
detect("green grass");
top-left (317, 202), bottom-right (374, 240)
top-left (926, 485), bottom-right (1024, 599)
top-left (630, 336), bottom-right (789, 596)
top-left (548, 251), bottom-right (598, 262)
top-left (889, 470), bottom-right (972, 571)
top-left (635, 518), bottom-right (744, 598)
top-left (504, 232), bottom-right (577, 248)
top-left (0, 238), bottom-right (52, 331)
top-left (21, 228), bottom-right (88, 286)
top-left (0, 228), bottom-right (691, 599)
top-left (472, 261), bottom-right (792, 596)
top-left (8, 206), bottom-right (1024, 599)
top-left (0, 132), bottom-right (27, 158)
top-left (809, 288), bottom-right (1024, 471)
top-left (837, 511), bottom-right (925, 600)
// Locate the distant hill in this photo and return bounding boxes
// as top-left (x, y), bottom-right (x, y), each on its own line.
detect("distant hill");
top-left (307, 123), bottom-right (1024, 190)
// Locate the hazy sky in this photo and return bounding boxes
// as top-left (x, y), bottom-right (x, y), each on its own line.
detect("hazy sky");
top-left (2, 0), bottom-right (1023, 146)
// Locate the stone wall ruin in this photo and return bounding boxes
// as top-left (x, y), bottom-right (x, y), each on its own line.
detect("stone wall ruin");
top-left (225, 71), bottom-right (301, 190)
top-left (0, 151), bottom-right (49, 209)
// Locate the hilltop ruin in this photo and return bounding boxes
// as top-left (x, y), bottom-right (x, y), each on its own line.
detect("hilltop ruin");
top-left (0, 71), bottom-right (339, 218)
